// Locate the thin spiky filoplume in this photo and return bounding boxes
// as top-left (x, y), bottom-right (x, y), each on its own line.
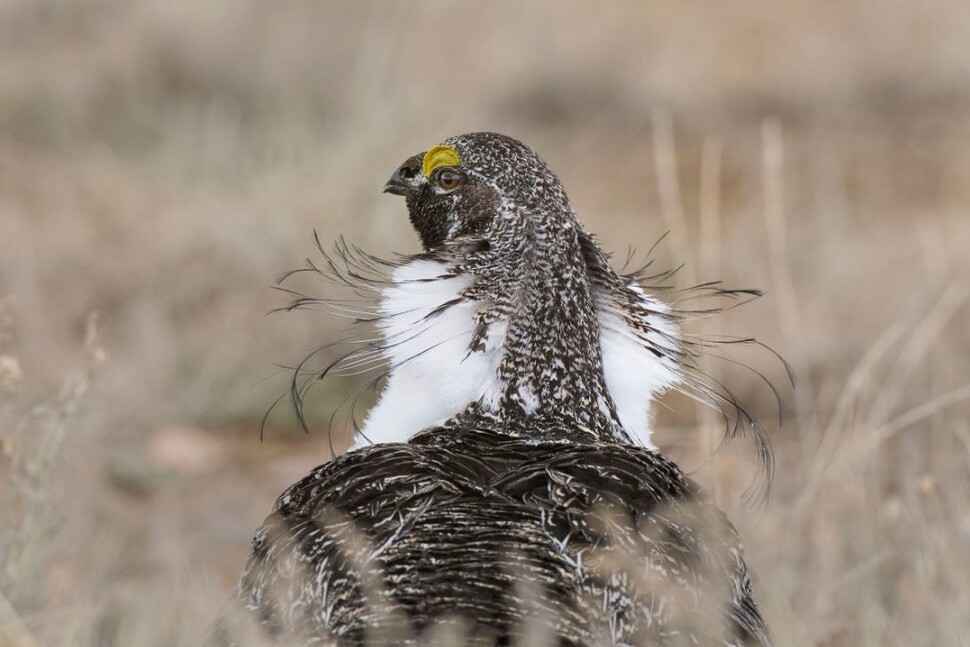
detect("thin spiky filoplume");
top-left (223, 133), bottom-right (779, 646)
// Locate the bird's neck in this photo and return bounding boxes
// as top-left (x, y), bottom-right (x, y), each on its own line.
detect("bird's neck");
top-left (354, 223), bottom-right (678, 450)
top-left (453, 219), bottom-right (628, 444)
top-left (499, 231), bottom-right (620, 440)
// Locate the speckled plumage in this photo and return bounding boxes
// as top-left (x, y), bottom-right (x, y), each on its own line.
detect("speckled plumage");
top-left (224, 133), bottom-right (773, 646)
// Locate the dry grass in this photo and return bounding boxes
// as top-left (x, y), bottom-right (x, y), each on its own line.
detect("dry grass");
top-left (2, 1), bottom-right (969, 645)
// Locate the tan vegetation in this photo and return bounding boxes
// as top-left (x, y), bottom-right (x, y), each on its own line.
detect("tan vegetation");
top-left (1, 1), bottom-right (969, 645)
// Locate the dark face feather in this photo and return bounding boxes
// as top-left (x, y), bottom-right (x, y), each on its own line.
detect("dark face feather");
top-left (386, 132), bottom-right (567, 250)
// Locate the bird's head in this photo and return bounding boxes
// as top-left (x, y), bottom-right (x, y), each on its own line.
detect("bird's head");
top-left (384, 132), bottom-right (573, 250)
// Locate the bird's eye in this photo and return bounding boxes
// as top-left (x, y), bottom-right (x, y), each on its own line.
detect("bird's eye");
top-left (437, 170), bottom-right (461, 192)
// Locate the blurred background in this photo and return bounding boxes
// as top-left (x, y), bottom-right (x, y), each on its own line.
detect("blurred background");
top-left (2, 1), bottom-right (969, 645)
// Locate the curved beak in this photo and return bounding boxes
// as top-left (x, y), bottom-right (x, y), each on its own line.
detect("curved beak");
top-left (383, 167), bottom-right (413, 196)
top-left (383, 154), bottom-right (424, 196)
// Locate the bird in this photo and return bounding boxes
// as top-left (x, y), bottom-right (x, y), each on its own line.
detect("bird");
top-left (220, 132), bottom-right (774, 646)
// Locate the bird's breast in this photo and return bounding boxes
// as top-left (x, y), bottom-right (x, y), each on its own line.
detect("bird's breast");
top-left (351, 260), bottom-right (505, 449)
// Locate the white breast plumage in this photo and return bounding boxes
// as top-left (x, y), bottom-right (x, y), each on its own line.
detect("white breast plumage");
top-left (351, 260), bottom-right (505, 449)
top-left (598, 285), bottom-right (681, 449)
top-left (352, 261), bottom-right (680, 449)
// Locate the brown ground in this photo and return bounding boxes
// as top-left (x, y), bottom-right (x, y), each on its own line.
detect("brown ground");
top-left (2, 1), bottom-right (969, 645)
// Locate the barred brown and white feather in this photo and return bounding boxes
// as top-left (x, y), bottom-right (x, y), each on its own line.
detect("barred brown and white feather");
top-left (230, 427), bottom-right (769, 646)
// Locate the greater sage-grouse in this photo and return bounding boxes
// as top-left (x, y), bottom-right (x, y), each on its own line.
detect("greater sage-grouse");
top-left (223, 133), bottom-right (773, 646)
